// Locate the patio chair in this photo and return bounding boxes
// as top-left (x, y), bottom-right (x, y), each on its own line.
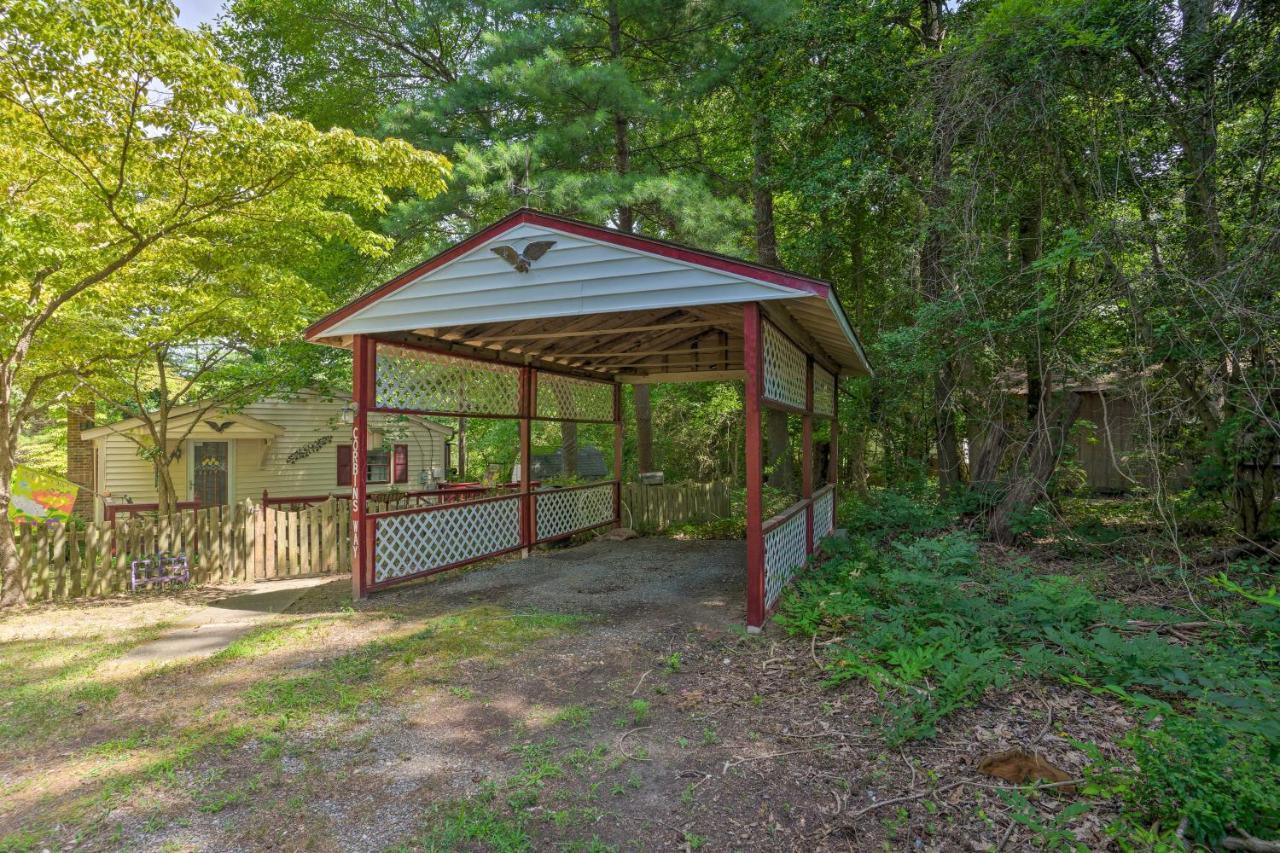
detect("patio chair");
top-left (130, 553), bottom-right (191, 592)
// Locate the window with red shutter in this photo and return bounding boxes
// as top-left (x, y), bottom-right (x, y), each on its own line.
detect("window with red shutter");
top-left (393, 444), bottom-right (409, 483)
top-left (337, 444), bottom-right (352, 486)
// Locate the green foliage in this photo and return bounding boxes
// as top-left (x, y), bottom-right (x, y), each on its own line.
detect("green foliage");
top-left (1126, 713), bottom-right (1280, 844)
top-left (840, 489), bottom-right (952, 540)
top-left (778, 505), bottom-right (1280, 845)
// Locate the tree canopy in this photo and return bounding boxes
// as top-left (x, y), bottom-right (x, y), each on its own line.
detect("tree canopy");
top-left (0, 0), bottom-right (450, 603)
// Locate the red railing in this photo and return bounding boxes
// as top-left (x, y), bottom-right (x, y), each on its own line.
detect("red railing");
top-left (260, 482), bottom-right (532, 512)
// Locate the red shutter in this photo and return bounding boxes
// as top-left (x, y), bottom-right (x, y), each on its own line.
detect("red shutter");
top-left (393, 444), bottom-right (409, 483)
top-left (337, 444), bottom-right (352, 486)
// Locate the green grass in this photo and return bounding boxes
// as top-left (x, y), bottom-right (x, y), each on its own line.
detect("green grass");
top-left (403, 800), bottom-right (532, 852)
top-left (0, 622), bottom-right (173, 747)
top-left (550, 704), bottom-right (592, 729)
top-left (243, 607), bottom-right (582, 722)
top-left (0, 604), bottom-right (582, 850)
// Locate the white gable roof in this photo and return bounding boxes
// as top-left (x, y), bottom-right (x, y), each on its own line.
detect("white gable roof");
top-left (316, 221), bottom-right (810, 336)
top-left (306, 209), bottom-right (871, 377)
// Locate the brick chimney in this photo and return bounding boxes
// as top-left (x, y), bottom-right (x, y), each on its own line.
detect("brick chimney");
top-left (66, 402), bottom-right (95, 519)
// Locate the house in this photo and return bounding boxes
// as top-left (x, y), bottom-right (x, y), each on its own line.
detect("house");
top-left (71, 391), bottom-right (453, 520)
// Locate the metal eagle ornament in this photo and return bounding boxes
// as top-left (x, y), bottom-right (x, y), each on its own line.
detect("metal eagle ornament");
top-left (490, 240), bottom-right (556, 273)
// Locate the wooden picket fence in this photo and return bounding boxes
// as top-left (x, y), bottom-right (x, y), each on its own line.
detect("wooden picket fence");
top-left (14, 497), bottom-right (353, 602)
top-left (621, 479), bottom-right (732, 532)
top-left (13, 483), bottom-right (729, 602)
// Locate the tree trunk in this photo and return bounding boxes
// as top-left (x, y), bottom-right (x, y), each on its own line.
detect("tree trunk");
top-left (634, 384), bottom-right (653, 474)
top-left (919, 0), bottom-right (962, 497)
top-left (0, 449), bottom-right (23, 608)
top-left (847, 428), bottom-right (869, 497)
top-left (562, 421), bottom-right (578, 477)
top-left (752, 111), bottom-right (780, 268)
top-left (155, 459), bottom-right (180, 516)
top-left (989, 392), bottom-right (1084, 543)
top-left (608, 0), bottom-right (633, 234)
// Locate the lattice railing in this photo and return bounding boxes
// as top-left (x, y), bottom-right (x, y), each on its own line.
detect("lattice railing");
top-left (762, 321), bottom-right (806, 410)
top-left (813, 365), bottom-right (836, 417)
top-left (372, 496), bottom-right (521, 584)
top-left (764, 506), bottom-right (808, 609)
top-left (812, 487), bottom-right (835, 542)
top-left (375, 344), bottom-right (520, 416)
top-left (536, 484), bottom-right (615, 541)
top-left (537, 373), bottom-right (614, 422)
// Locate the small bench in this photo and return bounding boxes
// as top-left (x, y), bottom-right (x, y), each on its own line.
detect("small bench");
top-left (130, 554), bottom-right (190, 592)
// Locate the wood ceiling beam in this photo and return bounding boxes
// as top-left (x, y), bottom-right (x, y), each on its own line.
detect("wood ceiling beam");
top-left (592, 358), bottom-right (743, 370)
top-left (558, 327), bottom-right (709, 368)
top-left (567, 328), bottom-right (738, 371)
top-left (531, 310), bottom-right (687, 356)
top-left (549, 345), bottom-right (735, 359)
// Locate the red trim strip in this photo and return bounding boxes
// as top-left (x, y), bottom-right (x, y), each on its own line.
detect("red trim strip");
top-left (305, 208), bottom-right (833, 341)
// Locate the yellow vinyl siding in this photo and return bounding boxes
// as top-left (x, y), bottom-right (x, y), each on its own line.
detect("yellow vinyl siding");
top-left (94, 393), bottom-right (450, 518)
top-left (97, 434), bottom-right (187, 512)
top-left (231, 394), bottom-right (449, 501)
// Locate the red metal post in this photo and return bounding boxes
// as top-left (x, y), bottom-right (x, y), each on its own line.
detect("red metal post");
top-left (351, 335), bottom-right (375, 600)
top-left (803, 356), bottom-right (814, 554)
top-left (613, 381), bottom-right (623, 528)
top-left (744, 303), bottom-right (765, 631)
top-left (519, 365), bottom-right (534, 556)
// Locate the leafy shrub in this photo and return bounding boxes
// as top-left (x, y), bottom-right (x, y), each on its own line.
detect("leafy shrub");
top-left (777, 525), bottom-right (1280, 845)
top-left (840, 489), bottom-right (951, 539)
top-left (1128, 712), bottom-right (1280, 843)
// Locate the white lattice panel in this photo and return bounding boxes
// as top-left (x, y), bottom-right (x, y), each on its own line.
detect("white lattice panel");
top-left (764, 509), bottom-right (807, 609)
top-left (813, 366), bottom-right (836, 417)
top-left (762, 321), bottom-right (806, 409)
top-left (536, 484), bottom-right (615, 540)
top-left (373, 497), bottom-right (521, 582)
top-left (813, 488), bottom-right (835, 541)
top-left (537, 373), bottom-right (614, 422)
top-left (375, 345), bottom-right (520, 416)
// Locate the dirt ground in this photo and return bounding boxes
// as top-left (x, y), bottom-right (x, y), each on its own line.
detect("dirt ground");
top-left (0, 536), bottom-right (1129, 851)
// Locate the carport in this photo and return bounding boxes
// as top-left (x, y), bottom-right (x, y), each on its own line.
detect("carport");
top-left (304, 209), bottom-right (871, 629)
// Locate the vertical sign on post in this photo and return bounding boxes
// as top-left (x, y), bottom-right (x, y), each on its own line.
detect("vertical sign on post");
top-left (744, 303), bottom-right (765, 631)
top-left (351, 335), bottom-right (375, 600)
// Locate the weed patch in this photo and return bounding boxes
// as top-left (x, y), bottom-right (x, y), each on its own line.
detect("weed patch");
top-left (778, 493), bottom-right (1280, 846)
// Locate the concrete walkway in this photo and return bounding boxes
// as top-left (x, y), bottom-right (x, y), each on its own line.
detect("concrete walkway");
top-left (108, 576), bottom-right (334, 669)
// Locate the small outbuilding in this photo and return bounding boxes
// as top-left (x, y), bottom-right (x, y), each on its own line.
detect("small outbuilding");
top-left (305, 209), bottom-right (871, 629)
